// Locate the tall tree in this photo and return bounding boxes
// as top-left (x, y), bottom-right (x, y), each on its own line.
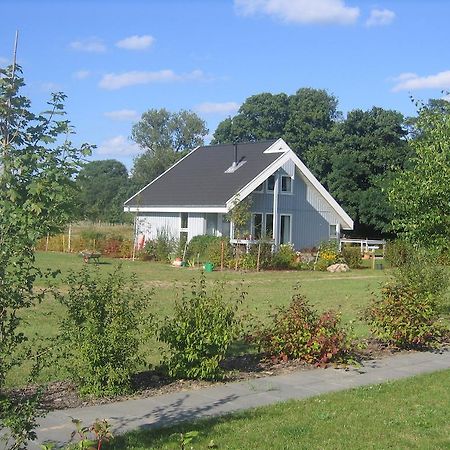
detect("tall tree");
top-left (327, 107), bottom-right (410, 234)
top-left (0, 64), bottom-right (92, 448)
top-left (212, 93), bottom-right (290, 143)
top-left (131, 108), bottom-right (208, 188)
top-left (389, 102), bottom-right (450, 249)
top-left (76, 159), bottom-right (130, 223)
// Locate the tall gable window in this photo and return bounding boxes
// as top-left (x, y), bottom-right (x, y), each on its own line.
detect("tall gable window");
top-left (266, 175), bottom-right (275, 192)
top-left (281, 176), bottom-right (293, 193)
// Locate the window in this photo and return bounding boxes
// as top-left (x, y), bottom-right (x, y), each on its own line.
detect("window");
top-left (252, 213), bottom-right (263, 239)
top-left (265, 213), bottom-right (274, 239)
top-left (281, 176), bottom-right (292, 193)
top-left (266, 175), bottom-right (275, 192)
top-left (254, 183), bottom-right (264, 193)
top-left (180, 212), bottom-right (188, 230)
top-left (329, 224), bottom-right (338, 239)
top-left (280, 215), bottom-right (292, 244)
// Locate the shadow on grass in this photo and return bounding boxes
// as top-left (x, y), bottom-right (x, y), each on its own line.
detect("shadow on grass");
top-left (106, 393), bottom-right (242, 449)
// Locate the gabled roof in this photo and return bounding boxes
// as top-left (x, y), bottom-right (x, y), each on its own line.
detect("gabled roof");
top-left (124, 139), bottom-right (282, 208)
top-left (124, 138), bottom-right (354, 230)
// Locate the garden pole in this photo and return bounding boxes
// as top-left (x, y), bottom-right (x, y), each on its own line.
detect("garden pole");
top-left (221, 241), bottom-right (224, 271)
top-left (68, 224), bottom-right (72, 253)
top-left (45, 233), bottom-right (49, 252)
top-left (256, 242), bottom-right (261, 272)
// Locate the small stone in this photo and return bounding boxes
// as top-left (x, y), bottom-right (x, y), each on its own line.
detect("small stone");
top-left (327, 263), bottom-right (350, 273)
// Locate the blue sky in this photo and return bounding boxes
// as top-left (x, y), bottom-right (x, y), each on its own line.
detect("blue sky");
top-left (1, 0), bottom-right (449, 169)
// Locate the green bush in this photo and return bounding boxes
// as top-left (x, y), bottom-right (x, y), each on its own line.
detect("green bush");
top-left (365, 283), bottom-right (447, 348)
top-left (365, 251), bottom-right (449, 348)
top-left (57, 267), bottom-right (151, 396)
top-left (158, 276), bottom-right (242, 380)
top-left (141, 228), bottom-right (177, 262)
top-left (385, 240), bottom-right (412, 268)
top-left (250, 287), bottom-right (354, 365)
top-left (249, 241), bottom-right (273, 269)
top-left (186, 235), bottom-right (221, 261)
top-left (239, 253), bottom-right (258, 270)
top-left (272, 243), bottom-right (296, 269)
top-left (342, 246), bottom-right (362, 269)
top-left (206, 237), bottom-right (233, 267)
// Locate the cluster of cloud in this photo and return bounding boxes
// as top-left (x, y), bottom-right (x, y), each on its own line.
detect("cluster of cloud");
top-left (195, 101), bottom-right (240, 115)
top-left (99, 69), bottom-right (208, 90)
top-left (234, 0), bottom-right (395, 27)
top-left (104, 109), bottom-right (140, 121)
top-left (70, 34), bottom-right (154, 52)
top-left (97, 135), bottom-right (140, 157)
top-left (391, 71), bottom-right (450, 92)
top-left (116, 35), bottom-right (154, 50)
top-left (366, 8), bottom-right (395, 27)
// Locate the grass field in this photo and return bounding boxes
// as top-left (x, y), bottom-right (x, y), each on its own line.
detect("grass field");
top-left (9, 251), bottom-right (387, 387)
top-left (110, 369), bottom-right (450, 450)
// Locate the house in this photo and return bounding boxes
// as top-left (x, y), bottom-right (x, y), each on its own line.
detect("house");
top-left (124, 138), bottom-right (353, 249)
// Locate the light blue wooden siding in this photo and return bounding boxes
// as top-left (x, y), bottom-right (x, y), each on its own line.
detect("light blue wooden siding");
top-left (136, 212), bottom-right (206, 242)
top-left (250, 168), bottom-right (340, 249)
top-left (188, 213), bottom-right (205, 240)
top-left (136, 212), bottom-right (179, 241)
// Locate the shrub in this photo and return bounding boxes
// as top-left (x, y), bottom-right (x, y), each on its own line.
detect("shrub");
top-left (272, 243), bottom-right (296, 269)
top-left (239, 253), bottom-right (258, 270)
top-left (185, 235), bottom-right (221, 261)
top-left (250, 287), bottom-right (354, 365)
top-left (365, 251), bottom-right (449, 348)
top-left (141, 228), bottom-right (176, 262)
top-left (57, 266), bottom-right (151, 396)
top-left (249, 241), bottom-right (273, 269)
top-left (158, 276), bottom-right (242, 380)
top-left (384, 240), bottom-right (412, 267)
top-left (315, 240), bottom-right (341, 271)
top-left (365, 283), bottom-right (447, 348)
top-left (206, 238), bottom-right (233, 267)
top-left (342, 246), bottom-right (362, 269)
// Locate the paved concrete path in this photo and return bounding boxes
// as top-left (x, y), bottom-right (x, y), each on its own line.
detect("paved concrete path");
top-left (33, 350), bottom-right (450, 448)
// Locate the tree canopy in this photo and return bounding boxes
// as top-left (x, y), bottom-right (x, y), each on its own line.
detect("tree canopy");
top-left (389, 102), bottom-right (450, 249)
top-left (131, 108), bottom-right (208, 189)
top-left (75, 159), bottom-right (131, 223)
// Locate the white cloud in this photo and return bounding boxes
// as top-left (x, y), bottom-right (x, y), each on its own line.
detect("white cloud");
top-left (0, 56), bottom-right (9, 66)
top-left (391, 70), bottom-right (450, 92)
top-left (234, 0), bottom-right (359, 25)
top-left (195, 101), bottom-right (240, 115)
top-left (99, 69), bottom-right (209, 90)
top-left (73, 70), bottom-right (91, 80)
top-left (116, 35), bottom-right (155, 50)
top-left (366, 8), bottom-right (395, 27)
top-left (70, 37), bottom-right (106, 53)
top-left (104, 109), bottom-right (140, 121)
top-left (97, 135), bottom-right (140, 157)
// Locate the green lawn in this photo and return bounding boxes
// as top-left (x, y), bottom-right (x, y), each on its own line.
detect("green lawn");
top-left (9, 251), bottom-right (386, 387)
top-left (109, 369), bottom-right (450, 450)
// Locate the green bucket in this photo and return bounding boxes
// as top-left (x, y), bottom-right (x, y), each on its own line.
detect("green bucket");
top-left (203, 262), bottom-right (214, 273)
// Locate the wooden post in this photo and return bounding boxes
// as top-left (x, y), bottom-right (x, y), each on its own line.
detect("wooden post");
top-left (62, 234), bottom-right (65, 253)
top-left (68, 224), bottom-right (72, 253)
top-left (45, 233), bottom-right (49, 252)
top-left (256, 242), bottom-right (261, 272)
top-left (220, 240), bottom-right (224, 271)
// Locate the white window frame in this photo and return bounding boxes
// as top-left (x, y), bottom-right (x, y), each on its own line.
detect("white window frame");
top-left (329, 223), bottom-right (338, 239)
top-left (280, 214), bottom-right (292, 244)
top-left (280, 175), bottom-right (293, 195)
